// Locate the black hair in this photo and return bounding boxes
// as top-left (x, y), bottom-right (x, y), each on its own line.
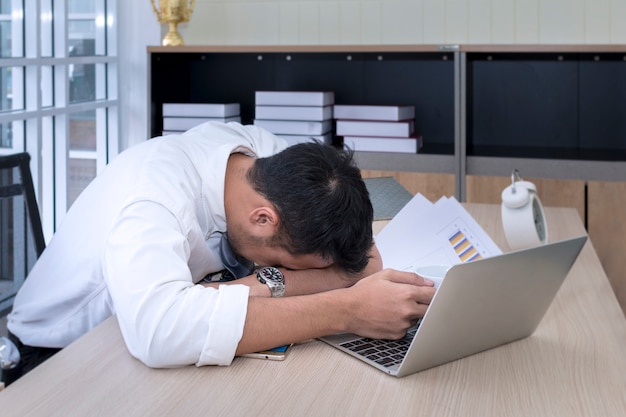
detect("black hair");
top-left (247, 142), bottom-right (373, 274)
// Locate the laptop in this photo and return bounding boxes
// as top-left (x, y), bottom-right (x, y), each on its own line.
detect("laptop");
top-left (319, 235), bottom-right (587, 377)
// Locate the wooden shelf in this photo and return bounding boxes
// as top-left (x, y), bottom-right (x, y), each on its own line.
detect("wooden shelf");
top-left (147, 44), bottom-right (454, 54)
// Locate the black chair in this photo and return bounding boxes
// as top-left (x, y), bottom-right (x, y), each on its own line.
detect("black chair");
top-left (1, 152), bottom-right (46, 387)
top-left (0, 152), bottom-right (45, 315)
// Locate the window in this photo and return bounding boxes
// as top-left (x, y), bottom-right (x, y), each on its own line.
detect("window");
top-left (0, 0), bottom-right (118, 239)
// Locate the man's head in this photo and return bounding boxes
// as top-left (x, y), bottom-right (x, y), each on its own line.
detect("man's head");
top-left (237, 142), bottom-right (373, 274)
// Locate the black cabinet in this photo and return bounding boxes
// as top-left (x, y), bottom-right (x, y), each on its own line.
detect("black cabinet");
top-left (466, 51), bottom-right (626, 161)
top-left (148, 45), bottom-right (626, 188)
top-left (149, 48), bottom-right (456, 155)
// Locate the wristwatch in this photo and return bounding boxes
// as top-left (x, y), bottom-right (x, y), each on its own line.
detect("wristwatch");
top-left (256, 267), bottom-right (285, 297)
top-left (501, 170), bottom-right (548, 251)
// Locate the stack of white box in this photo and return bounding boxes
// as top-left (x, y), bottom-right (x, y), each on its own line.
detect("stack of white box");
top-left (335, 104), bottom-right (422, 154)
top-left (161, 103), bottom-right (241, 135)
top-left (253, 91), bottom-right (335, 146)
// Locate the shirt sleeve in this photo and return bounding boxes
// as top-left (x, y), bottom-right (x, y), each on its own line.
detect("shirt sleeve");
top-left (103, 201), bottom-right (249, 368)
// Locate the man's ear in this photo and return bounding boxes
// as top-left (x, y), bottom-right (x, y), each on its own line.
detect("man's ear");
top-left (249, 206), bottom-right (278, 235)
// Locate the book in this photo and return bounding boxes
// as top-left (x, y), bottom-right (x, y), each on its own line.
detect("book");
top-left (336, 120), bottom-right (414, 138)
top-left (343, 135), bottom-right (423, 154)
top-left (254, 119), bottom-right (333, 135)
top-left (162, 103), bottom-right (240, 118)
top-left (255, 91), bottom-right (335, 106)
top-left (255, 105), bottom-right (333, 121)
top-left (277, 133), bottom-right (333, 147)
top-left (163, 116), bottom-right (241, 131)
top-left (334, 105), bottom-right (415, 121)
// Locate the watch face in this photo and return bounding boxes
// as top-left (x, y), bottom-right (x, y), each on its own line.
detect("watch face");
top-left (532, 198), bottom-right (546, 241)
top-left (260, 267), bottom-right (284, 283)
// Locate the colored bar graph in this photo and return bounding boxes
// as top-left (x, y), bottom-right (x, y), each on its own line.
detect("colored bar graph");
top-left (448, 229), bottom-right (482, 262)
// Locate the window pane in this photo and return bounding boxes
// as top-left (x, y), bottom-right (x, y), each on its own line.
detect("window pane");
top-left (68, 0), bottom-right (96, 14)
top-left (68, 23), bottom-right (95, 57)
top-left (68, 157), bottom-right (96, 206)
top-left (69, 63), bottom-right (95, 103)
top-left (0, 66), bottom-right (24, 111)
top-left (0, 8), bottom-right (11, 58)
top-left (0, 0), bottom-right (23, 58)
top-left (68, 0), bottom-right (99, 57)
top-left (0, 121), bottom-right (12, 148)
top-left (41, 65), bottom-right (53, 107)
top-left (95, 62), bottom-right (107, 100)
top-left (40, 0), bottom-right (53, 57)
top-left (0, 119), bottom-right (22, 150)
top-left (0, 66), bottom-right (13, 110)
top-left (68, 110), bottom-right (97, 206)
top-left (69, 110), bottom-right (96, 151)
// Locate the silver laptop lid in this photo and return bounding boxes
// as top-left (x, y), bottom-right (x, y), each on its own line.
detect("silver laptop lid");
top-left (397, 235), bottom-right (587, 377)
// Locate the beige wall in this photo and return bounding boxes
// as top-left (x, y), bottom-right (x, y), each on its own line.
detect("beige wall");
top-left (178, 0), bottom-right (626, 46)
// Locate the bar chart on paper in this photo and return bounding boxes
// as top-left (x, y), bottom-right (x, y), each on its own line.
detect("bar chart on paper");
top-left (441, 220), bottom-right (488, 263)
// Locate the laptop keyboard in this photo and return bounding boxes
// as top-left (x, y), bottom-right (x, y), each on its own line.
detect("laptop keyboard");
top-left (338, 324), bottom-right (420, 368)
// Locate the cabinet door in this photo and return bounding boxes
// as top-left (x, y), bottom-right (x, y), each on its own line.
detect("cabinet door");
top-left (588, 181), bottom-right (626, 315)
top-left (465, 175), bottom-right (586, 222)
top-left (360, 170), bottom-right (455, 201)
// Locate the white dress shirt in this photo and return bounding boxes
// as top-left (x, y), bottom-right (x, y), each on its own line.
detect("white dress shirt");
top-left (8, 122), bottom-right (287, 367)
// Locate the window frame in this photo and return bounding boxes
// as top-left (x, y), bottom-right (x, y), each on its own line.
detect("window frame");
top-left (0, 0), bottom-right (118, 239)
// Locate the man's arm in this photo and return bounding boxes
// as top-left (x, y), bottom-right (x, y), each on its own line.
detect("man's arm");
top-left (267, 244), bottom-right (382, 296)
top-left (235, 268), bottom-right (435, 356)
top-left (204, 245), bottom-right (383, 297)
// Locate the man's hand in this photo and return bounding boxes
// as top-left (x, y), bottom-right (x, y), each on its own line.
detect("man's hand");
top-left (341, 269), bottom-right (436, 340)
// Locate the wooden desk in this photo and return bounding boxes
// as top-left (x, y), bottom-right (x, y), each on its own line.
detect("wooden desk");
top-left (2, 204), bottom-right (626, 416)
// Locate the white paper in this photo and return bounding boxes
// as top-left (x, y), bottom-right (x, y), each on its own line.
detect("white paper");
top-left (376, 194), bottom-right (502, 272)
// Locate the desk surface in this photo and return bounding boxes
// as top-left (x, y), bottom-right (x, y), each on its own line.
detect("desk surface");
top-left (2, 204), bottom-right (626, 417)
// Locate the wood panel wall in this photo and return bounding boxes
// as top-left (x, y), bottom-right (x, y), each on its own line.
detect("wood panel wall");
top-left (465, 175), bottom-right (586, 222)
top-left (588, 181), bottom-right (626, 316)
top-left (360, 170), bottom-right (455, 202)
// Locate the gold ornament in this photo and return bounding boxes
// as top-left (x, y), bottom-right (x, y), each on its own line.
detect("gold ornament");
top-left (150, 0), bottom-right (195, 46)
